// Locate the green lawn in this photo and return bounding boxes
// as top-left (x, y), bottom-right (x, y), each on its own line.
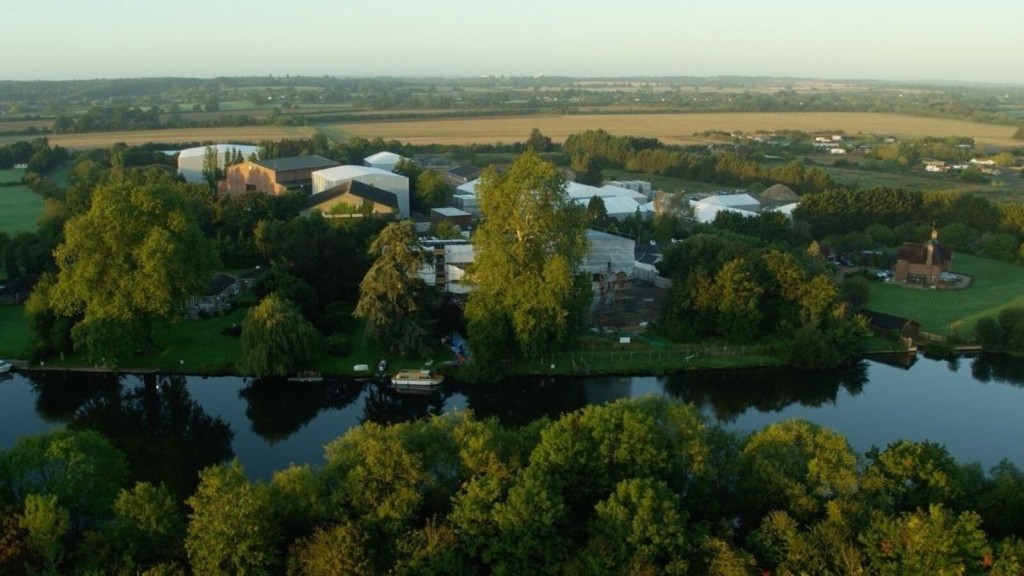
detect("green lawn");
top-left (0, 183), bottom-right (42, 234)
top-left (865, 253), bottom-right (1024, 337)
top-left (0, 305), bottom-right (34, 359)
top-left (0, 167), bottom-right (26, 184)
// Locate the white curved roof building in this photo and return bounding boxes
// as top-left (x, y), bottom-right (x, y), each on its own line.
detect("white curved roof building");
top-left (312, 165), bottom-right (410, 218)
top-left (177, 144), bottom-right (260, 183)
top-left (364, 151), bottom-right (408, 172)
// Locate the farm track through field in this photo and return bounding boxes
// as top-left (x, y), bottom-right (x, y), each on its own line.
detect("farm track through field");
top-left (328, 112), bottom-right (1021, 149)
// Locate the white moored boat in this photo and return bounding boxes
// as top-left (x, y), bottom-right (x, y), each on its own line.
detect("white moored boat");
top-left (0, 360), bottom-right (12, 374)
top-left (391, 369), bottom-right (444, 387)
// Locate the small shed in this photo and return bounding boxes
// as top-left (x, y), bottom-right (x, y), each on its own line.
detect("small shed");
top-left (431, 207), bottom-right (473, 227)
top-left (862, 309), bottom-right (920, 340)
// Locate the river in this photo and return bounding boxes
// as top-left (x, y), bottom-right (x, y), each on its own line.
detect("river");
top-left (2, 353), bottom-right (1023, 491)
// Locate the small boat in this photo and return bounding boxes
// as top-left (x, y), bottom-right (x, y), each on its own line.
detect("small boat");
top-left (391, 369), bottom-right (444, 388)
top-left (0, 360), bottom-right (11, 374)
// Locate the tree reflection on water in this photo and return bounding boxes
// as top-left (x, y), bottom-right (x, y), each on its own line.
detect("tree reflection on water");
top-left (971, 353), bottom-right (1024, 386)
top-left (662, 361), bottom-right (870, 422)
top-left (239, 376), bottom-right (365, 442)
top-left (28, 372), bottom-right (234, 500)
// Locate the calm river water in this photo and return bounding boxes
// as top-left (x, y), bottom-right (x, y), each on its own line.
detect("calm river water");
top-left (2, 353), bottom-right (1023, 486)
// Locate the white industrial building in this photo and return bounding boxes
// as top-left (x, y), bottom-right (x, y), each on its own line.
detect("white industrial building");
top-left (689, 201), bottom-right (759, 224)
top-left (582, 229), bottom-right (635, 277)
top-left (766, 202), bottom-right (800, 218)
top-left (694, 193), bottom-right (761, 212)
top-left (454, 179), bottom-right (646, 219)
top-left (456, 180), bottom-right (480, 196)
top-left (364, 151), bottom-right (408, 172)
top-left (597, 184), bottom-right (649, 202)
top-left (452, 194), bottom-right (479, 217)
top-left (416, 229), bottom-right (636, 297)
top-left (605, 180), bottom-right (654, 199)
top-left (177, 144), bottom-right (260, 183)
top-left (312, 165), bottom-right (410, 218)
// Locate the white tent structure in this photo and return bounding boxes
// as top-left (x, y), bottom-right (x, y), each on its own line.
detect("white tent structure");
top-left (766, 202), bottom-right (800, 218)
top-left (694, 193), bottom-right (761, 213)
top-left (582, 229), bottom-right (635, 277)
top-left (689, 201), bottom-right (759, 224)
top-left (312, 165), bottom-right (410, 218)
top-left (573, 196), bottom-right (642, 222)
top-left (177, 144), bottom-right (260, 183)
top-left (598, 184), bottom-right (649, 202)
top-left (364, 151), bottom-right (408, 172)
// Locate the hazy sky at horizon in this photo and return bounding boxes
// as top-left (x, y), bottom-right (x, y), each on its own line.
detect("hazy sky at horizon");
top-left (3, 0), bottom-right (1022, 84)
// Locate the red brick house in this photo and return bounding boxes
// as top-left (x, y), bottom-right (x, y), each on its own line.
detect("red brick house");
top-left (893, 228), bottom-right (952, 286)
top-left (219, 155), bottom-right (339, 197)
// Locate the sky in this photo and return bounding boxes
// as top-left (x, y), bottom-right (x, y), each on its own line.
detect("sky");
top-left (2, 0), bottom-right (1023, 85)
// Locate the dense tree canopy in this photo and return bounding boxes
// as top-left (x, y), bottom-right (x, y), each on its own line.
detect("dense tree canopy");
top-left (5, 398), bottom-right (1024, 575)
top-left (353, 220), bottom-right (434, 357)
top-left (465, 150), bottom-right (589, 365)
top-left (44, 179), bottom-right (218, 361)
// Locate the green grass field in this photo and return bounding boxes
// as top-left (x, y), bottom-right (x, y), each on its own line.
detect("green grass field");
top-left (865, 253), bottom-right (1024, 337)
top-left (0, 184), bottom-right (43, 234)
top-left (0, 167), bottom-right (26, 184)
top-left (0, 305), bottom-right (34, 359)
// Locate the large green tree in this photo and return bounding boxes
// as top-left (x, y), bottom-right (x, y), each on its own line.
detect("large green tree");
top-left (353, 220), bottom-right (433, 357)
top-left (46, 180), bottom-right (218, 361)
top-left (465, 150), bottom-right (589, 364)
top-left (239, 293), bottom-right (320, 377)
top-left (415, 170), bottom-right (451, 209)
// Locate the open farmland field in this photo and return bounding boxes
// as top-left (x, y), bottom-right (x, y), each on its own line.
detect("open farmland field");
top-left (0, 118), bottom-right (53, 133)
top-left (326, 112), bottom-right (1022, 149)
top-left (866, 253), bottom-right (1024, 337)
top-left (0, 125), bottom-right (317, 150)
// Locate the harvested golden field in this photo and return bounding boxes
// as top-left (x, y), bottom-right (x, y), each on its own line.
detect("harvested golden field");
top-left (0, 125), bottom-right (317, 150)
top-left (328, 112), bottom-right (1020, 149)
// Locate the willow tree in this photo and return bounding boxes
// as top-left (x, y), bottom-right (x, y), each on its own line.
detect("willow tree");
top-left (465, 150), bottom-right (589, 364)
top-left (239, 293), bottom-right (320, 377)
top-left (353, 220), bottom-right (433, 357)
top-left (48, 180), bottom-right (218, 361)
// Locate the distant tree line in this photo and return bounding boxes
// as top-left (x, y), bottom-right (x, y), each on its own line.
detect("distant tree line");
top-left (794, 186), bottom-right (1024, 262)
top-left (563, 129), bottom-right (834, 193)
top-left (49, 105), bottom-right (306, 134)
top-left (5, 75), bottom-right (1024, 126)
top-left (0, 138), bottom-right (67, 172)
